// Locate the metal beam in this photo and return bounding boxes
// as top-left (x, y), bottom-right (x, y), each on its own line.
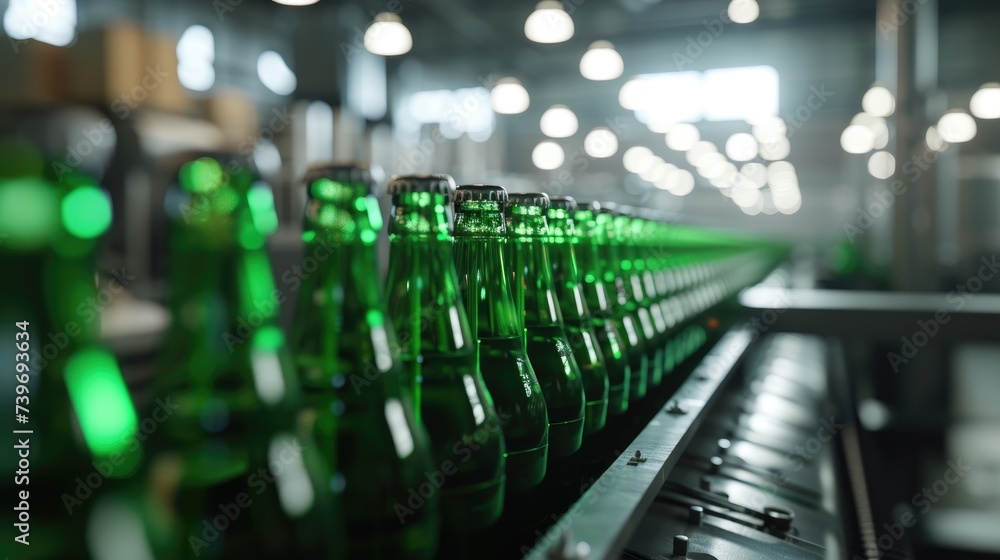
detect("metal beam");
top-left (739, 286), bottom-right (1000, 342)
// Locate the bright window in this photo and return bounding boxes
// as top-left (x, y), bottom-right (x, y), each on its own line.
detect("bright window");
top-left (177, 25), bottom-right (215, 92)
top-left (403, 88), bottom-right (495, 142)
top-left (258, 51), bottom-right (297, 96)
top-left (628, 65), bottom-right (779, 123)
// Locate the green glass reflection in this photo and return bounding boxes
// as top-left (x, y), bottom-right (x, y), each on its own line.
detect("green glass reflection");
top-left (65, 348), bottom-right (140, 458)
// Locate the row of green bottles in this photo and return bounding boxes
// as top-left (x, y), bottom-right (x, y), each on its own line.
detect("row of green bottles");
top-left (1, 150), bottom-right (784, 559)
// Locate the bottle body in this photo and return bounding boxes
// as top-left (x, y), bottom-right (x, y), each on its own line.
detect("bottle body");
top-left (574, 207), bottom-right (632, 414)
top-left (151, 161), bottom-right (345, 560)
top-left (289, 175), bottom-right (438, 559)
top-left (453, 194), bottom-right (548, 492)
top-left (546, 202), bottom-right (610, 433)
top-left (385, 184), bottom-right (505, 533)
top-left (596, 209), bottom-right (650, 401)
top-left (506, 197), bottom-right (585, 457)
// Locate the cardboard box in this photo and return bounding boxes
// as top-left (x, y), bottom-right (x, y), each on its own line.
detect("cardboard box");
top-left (142, 31), bottom-right (190, 115)
top-left (200, 88), bottom-right (259, 150)
top-left (66, 22), bottom-right (191, 117)
top-left (66, 21), bottom-right (145, 106)
top-left (0, 39), bottom-right (69, 105)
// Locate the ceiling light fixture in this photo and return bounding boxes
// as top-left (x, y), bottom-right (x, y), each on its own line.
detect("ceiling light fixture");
top-left (580, 41), bottom-right (623, 81)
top-left (524, 1), bottom-right (574, 44)
top-left (364, 12), bottom-right (412, 56)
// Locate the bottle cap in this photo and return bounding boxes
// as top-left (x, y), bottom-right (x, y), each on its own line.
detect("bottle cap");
top-left (454, 184), bottom-right (508, 204)
top-left (507, 192), bottom-right (550, 210)
top-left (304, 162), bottom-right (375, 195)
top-left (387, 174), bottom-right (456, 196)
top-left (549, 196), bottom-right (578, 211)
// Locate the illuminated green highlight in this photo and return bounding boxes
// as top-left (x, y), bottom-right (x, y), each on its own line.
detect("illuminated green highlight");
top-left (65, 348), bottom-right (140, 456)
top-left (240, 250), bottom-right (278, 320)
top-left (254, 325), bottom-right (285, 351)
top-left (179, 157), bottom-right (224, 193)
top-left (310, 178), bottom-right (358, 202)
top-left (212, 186), bottom-right (241, 215)
top-left (366, 309), bottom-right (384, 327)
top-left (364, 196), bottom-right (383, 230)
top-left (61, 186), bottom-right (112, 239)
top-left (0, 178), bottom-right (60, 247)
top-left (248, 185), bottom-right (279, 237)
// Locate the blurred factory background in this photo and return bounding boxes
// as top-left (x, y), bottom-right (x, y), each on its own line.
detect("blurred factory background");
top-left (4, 0), bottom-right (1000, 290)
top-left (2, 0), bottom-right (1000, 558)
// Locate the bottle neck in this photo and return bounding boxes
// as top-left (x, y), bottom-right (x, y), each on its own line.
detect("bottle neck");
top-left (571, 209), bottom-right (615, 312)
top-left (614, 216), bottom-right (650, 303)
top-left (507, 206), bottom-right (562, 327)
top-left (292, 193), bottom-right (401, 397)
top-left (453, 203), bottom-right (522, 340)
top-left (594, 212), bottom-right (623, 285)
top-left (386, 194), bottom-right (475, 360)
top-left (546, 210), bottom-right (587, 322)
top-left (388, 191), bottom-right (451, 240)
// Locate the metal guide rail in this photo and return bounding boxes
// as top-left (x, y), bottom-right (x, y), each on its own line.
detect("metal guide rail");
top-left (524, 327), bottom-right (756, 560)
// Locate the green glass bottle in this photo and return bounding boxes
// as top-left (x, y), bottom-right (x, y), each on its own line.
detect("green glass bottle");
top-left (383, 174), bottom-right (505, 533)
top-left (288, 163), bottom-right (438, 559)
top-left (546, 197), bottom-right (610, 434)
top-left (642, 216), bottom-right (682, 377)
top-left (452, 185), bottom-right (549, 492)
top-left (571, 203), bottom-right (631, 415)
top-left (150, 155), bottom-right (344, 560)
top-left (602, 204), bottom-right (657, 400)
top-left (614, 207), bottom-right (668, 388)
top-left (589, 202), bottom-right (649, 402)
top-left (0, 169), bottom-right (162, 559)
top-left (504, 192), bottom-right (585, 458)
